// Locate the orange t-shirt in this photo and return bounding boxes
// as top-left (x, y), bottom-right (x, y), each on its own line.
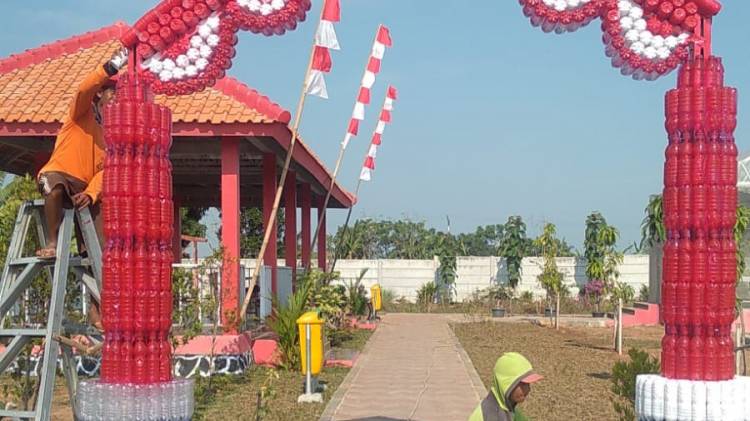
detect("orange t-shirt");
top-left (38, 65), bottom-right (110, 203)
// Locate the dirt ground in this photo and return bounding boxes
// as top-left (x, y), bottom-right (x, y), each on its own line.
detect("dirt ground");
top-left (452, 321), bottom-right (663, 421)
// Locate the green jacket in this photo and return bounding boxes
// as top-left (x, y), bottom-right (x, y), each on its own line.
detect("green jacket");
top-left (468, 353), bottom-right (534, 421)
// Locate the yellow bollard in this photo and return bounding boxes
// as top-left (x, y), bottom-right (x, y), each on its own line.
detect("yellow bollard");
top-left (370, 284), bottom-right (382, 311)
top-left (297, 311), bottom-right (324, 376)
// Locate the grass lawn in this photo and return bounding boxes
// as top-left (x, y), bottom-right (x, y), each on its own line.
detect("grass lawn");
top-left (452, 321), bottom-right (662, 421)
top-left (34, 328), bottom-right (373, 420)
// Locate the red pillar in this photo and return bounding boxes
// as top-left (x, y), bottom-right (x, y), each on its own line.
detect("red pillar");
top-left (300, 183), bottom-right (312, 268)
top-left (317, 197), bottom-right (327, 270)
top-left (284, 172), bottom-right (297, 280)
top-left (220, 137), bottom-right (241, 332)
top-left (172, 200), bottom-right (182, 263)
top-left (263, 153), bottom-right (278, 295)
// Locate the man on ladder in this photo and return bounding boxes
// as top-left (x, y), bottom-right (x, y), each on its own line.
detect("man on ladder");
top-left (34, 47), bottom-right (128, 330)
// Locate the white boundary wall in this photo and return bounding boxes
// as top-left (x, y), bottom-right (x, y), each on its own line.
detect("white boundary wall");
top-left (334, 255), bottom-right (650, 302)
top-left (190, 255), bottom-right (650, 303)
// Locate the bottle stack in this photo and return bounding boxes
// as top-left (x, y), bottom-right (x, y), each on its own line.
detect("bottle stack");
top-left (661, 55), bottom-right (738, 382)
top-left (76, 73), bottom-right (194, 421)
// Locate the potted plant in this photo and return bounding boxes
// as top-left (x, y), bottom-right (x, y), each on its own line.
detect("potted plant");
top-left (584, 279), bottom-right (606, 317)
top-left (487, 285), bottom-right (511, 318)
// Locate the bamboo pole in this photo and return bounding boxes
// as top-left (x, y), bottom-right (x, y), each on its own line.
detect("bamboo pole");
top-left (239, 6), bottom-right (326, 324)
top-left (309, 29), bottom-right (382, 268)
top-left (329, 179), bottom-right (362, 273)
top-left (617, 298), bottom-right (623, 356)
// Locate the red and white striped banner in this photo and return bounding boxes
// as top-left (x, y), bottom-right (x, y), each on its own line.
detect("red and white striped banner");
top-left (344, 25), bottom-right (392, 148)
top-left (306, 0), bottom-right (341, 99)
top-left (360, 86), bottom-right (397, 182)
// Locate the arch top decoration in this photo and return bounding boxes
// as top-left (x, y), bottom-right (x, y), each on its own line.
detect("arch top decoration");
top-left (519, 0), bottom-right (722, 80)
top-left (119, 0), bottom-right (312, 96)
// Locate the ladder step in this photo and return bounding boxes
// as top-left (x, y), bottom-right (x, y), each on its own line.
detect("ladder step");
top-left (0, 329), bottom-right (46, 337)
top-left (10, 256), bottom-right (84, 266)
top-left (0, 409), bottom-right (35, 418)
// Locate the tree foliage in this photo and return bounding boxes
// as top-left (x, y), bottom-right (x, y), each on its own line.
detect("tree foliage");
top-left (499, 216), bottom-right (527, 290)
top-left (0, 175), bottom-right (41, 269)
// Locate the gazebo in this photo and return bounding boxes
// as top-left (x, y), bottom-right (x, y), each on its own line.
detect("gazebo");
top-left (0, 22), bottom-right (355, 328)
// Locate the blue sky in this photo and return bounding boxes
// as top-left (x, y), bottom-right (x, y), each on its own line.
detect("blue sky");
top-left (2, 1), bottom-right (749, 253)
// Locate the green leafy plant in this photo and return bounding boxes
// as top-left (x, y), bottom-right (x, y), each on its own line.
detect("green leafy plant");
top-left (254, 368), bottom-right (279, 421)
top-left (485, 285), bottom-right (512, 308)
top-left (534, 223), bottom-right (565, 329)
top-left (640, 195), bottom-right (665, 251)
top-left (499, 216), bottom-right (527, 290)
top-left (432, 231), bottom-right (459, 303)
top-left (381, 288), bottom-right (396, 311)
top-left (416, 282), bottom-right (438, 312)
top-left (611, 348), bottom-right (660, 421)
top-left (267, 277), bottom-right (313, 370)
top-left (639, 285), bottom-right (649, 302)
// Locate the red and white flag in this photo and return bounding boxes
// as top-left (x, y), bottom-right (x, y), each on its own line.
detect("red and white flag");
top-left (306, 0), bottom-right (341, 99)
top-left (360, 86), bottom-right (397, 182)
top-left (344, 25), bottom-right (392, 148)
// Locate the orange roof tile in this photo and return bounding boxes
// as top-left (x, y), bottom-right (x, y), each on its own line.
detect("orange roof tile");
top-left (0, 22), bottom-right (291, 125)
top-left (0, 22), bottom-right (353, 208)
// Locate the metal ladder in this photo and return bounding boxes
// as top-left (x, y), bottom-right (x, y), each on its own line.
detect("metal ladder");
top-left (0, 200), bottom-right (102, 420)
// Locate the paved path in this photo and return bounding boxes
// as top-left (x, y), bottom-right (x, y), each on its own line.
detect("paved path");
top-left (321, 314), bottom-right (486, 421)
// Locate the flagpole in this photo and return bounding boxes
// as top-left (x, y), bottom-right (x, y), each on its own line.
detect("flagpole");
top-left (329, 86), bottom-right (396, 273)
top-left (308, 28), bottom-right (383, 270)
top-left (239, 4), bottom-right (327, 324)
top-left (329, 179), bottom-right (362, 273)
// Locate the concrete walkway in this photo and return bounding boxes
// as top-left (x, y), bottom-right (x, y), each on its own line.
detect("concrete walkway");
top-left (321, 314), bottom-right (486, 421)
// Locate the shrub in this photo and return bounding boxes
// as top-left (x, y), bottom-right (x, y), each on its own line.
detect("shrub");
top-left (639, 285), bottom-right (649, 302)
top-left (417, 282), bottom-right (438, 310)
top-left (267, 278), bottom-right (312, 370)
top-left (583, 279), bottom-right (605, 312)
top-left (610, 348), bottom-right (660, 421)
top-left (381, 288), bottom-right (396, 310)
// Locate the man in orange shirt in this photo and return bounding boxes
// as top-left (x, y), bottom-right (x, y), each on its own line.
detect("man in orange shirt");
top-left (36, 48), bottom-right (128, 258)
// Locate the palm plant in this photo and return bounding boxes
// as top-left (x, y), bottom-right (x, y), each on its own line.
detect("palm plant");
top-left (267, 277), bottom-right (313, 370)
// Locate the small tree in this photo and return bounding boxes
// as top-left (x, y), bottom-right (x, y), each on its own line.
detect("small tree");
top-left (499, 216), bottom-right (527, 291)
top-left (534, 223), bottom-right (564, 329)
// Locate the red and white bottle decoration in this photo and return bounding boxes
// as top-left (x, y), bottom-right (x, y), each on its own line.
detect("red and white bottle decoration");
top-left (76, 75), bottom-right (193, 421)
top-left (518, 0), bottom-right (722, 80)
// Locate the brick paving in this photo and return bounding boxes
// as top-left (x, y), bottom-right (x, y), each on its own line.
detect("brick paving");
top-left (321, 314), bottom-right (486, 421)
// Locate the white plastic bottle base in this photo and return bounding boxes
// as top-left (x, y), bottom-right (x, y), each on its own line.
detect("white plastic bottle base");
top-left (636, 375), bottom-right (750, 421)
top-left (76, 379), bottom-right (195, 421)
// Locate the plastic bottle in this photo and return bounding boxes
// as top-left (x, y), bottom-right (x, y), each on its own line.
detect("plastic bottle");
top-left (147, 336), bottom-right (160, 384)
top-left (665, 134), bottom-right (679, 188)
top-left (677, 133), bottom-right (693, 186)
top-left (677, 237), bottom-right (692, 307)
top-left (678, 185), bottom-right (693, 232)
top-left (691, 235), bottom-right (707, 325)
top-left (704, 330), bottom-right (718, 381)
top-left (663, 186), bottom-right (678, 229)
top-left (692, 130), bottom-right (707, 185)
top-left (661, 324), bottom-right (675, 378)
top-left (159, 339), bottom-right (172, 382)
top-left (706, 236), bottom-right (722, 316)
top-left (722, 185), bottom-right (737, 230)
top-left (706, 184), bottom-right (722, 231)
top-left (675, 326), bottom-right (690, 379)
top-left (717, 329), bottom-right (732, 380)
top-left (134, 337), bottom-right (147, 384)
top-left (688, 326), bottom-right (705, 380)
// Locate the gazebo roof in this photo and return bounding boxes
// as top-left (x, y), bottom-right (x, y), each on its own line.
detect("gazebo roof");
top-left (0, 22), bottom-right (354, 208)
